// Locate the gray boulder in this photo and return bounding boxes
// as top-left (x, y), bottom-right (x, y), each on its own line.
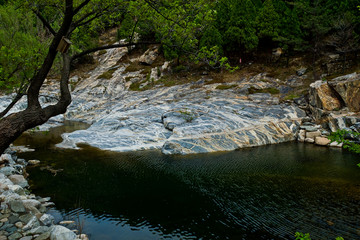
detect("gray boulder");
top-left (50, 225), bottom-right (76, 240)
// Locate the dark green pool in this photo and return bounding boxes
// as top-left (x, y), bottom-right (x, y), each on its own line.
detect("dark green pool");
top-left (15, 122), bottom-right (360, 240)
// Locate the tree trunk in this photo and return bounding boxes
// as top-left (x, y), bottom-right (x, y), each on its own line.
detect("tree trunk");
top-left (0, 0), bottom-right (74, 155)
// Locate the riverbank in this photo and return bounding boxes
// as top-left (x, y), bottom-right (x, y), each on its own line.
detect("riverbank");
top-left (0, 148), bottom-right (88, 240)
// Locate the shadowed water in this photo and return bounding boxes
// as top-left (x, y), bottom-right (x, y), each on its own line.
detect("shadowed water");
top-left (15, 122), bottom-right (360, 240)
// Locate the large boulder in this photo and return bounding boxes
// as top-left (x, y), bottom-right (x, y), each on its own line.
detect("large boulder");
top-left (50, 225), bottom-right (76, 240)
top-left (309, 80), bottom-right (342, 111)
top-left (329, 73), bottom-right (360, 112)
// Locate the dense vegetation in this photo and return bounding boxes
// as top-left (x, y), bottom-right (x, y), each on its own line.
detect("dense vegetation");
top-left (1, 0), bottom-right (359, 93)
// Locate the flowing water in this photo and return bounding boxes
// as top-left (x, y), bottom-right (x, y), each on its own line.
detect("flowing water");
top-left (14, 122), bottom-right (360, 240)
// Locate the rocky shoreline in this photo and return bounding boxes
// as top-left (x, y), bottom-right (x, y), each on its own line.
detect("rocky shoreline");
top-left (0, 149), bottom-right (88, 240)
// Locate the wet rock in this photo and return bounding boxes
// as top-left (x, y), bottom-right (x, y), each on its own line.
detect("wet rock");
top-left (0, 167), bottom-right (16, 176)
top-left (8, 185), bottom-right (25, 196)
top-left (50, 225), bottom-right (76, 240)
top-left (22, 216), bottom-right (40, 231)
top-left (309, 80), bottom-right (342, 111)
top-left (34, 232), bottom-right (50, 240)
top-left (8, 232), bottom-right (22, 240)
top-left (305, 138), bottom-right (315, 143)
top-left (0, 154), bottom-right (14, 165)
top-left (8, 175), bottom-right (28, 188)
top-left (306, 131), bottom-right (321, 139)
top-left (26, 226), bottom-right (50, 235)
top-left (19, 213), bottom-right (34, 224)
top-left (315, 137), bottom-right (331, 146)
top-left (297, 130), bottom-right (306, 142)
top-left (15, 222), bottom-right (23, 228)
top-left (39, 214), bottom-right (54, 226)
top-left (22, 200), bottom-right (41, 209)
top-left (19, 237), bottom-right (33, 240)
top-left (28, 160), bottom-right (40, 165)
top-left (59, 221), bottom-right (75, 225)
top-left (329, 141), bottom-right (343, 148)
top-left (9, 200), bottom-right (26, 213)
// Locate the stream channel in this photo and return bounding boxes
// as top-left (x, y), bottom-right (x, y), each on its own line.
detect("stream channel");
top-left (13, 121), bottom-right (360, 240)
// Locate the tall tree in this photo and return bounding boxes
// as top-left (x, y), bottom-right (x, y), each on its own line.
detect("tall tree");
top-left (0, 0), bottom-right (213, 154)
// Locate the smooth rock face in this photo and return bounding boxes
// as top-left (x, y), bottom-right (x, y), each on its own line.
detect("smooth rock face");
top-left (1, 44), bottom-right (307, 155)
top-left (309, 80), bottom-right (342, 111)
top-left (305, 138), bottom-right (315, 143)
top-left (329, 73), bottom-right (360, 112)
top-left (305, 130), bottom-right (321, 139)
top-left (315, 137), bottom-right (331, 146)
top-left (50, 225), bottom-right (76, 240)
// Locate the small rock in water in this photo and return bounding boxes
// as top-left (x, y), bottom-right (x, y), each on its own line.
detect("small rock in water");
top-left (39, 214), bottom-right (55, 226)
top-left (315, 137), bottom-right (331, 146)
top-left (305, 138), bottom-right (315, 143)
top-left (28, 160), bottom-right (41, 165)
top-left (59, 220), bottom-right (75, 225)
top-left (329, 141), bottom-right (343, 148)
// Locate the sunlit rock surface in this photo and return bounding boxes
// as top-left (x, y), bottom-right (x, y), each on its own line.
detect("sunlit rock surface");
top-left (1, 45), bottom-right (306, 154)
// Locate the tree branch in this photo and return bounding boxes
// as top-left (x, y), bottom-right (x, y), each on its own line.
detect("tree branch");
top-left (32, 9), bottom-right (56, 36)
top-left (74, 0), bottom-right (91, 15)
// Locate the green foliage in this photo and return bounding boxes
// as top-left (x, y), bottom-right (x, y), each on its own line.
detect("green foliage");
top-left (248, 87), bottom-right (280, 94)
top-left (179, 109), bottom-right (195, 122)
top-left (295, 232), bottom-right (311, 240)
top-left (295, 232), bottom-right (344, 240)
top-left (194, 46), bottom-right (238, 72)
top-left (256, 0), bottom-right (280, 40)
top-left (0, 4), bottom-right (48, 92)
top-left (329, 129), bottom-right (360, 165)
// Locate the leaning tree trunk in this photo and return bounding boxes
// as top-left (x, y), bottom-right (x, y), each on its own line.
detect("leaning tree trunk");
top-left (0, 0), bottom-right (74, 155)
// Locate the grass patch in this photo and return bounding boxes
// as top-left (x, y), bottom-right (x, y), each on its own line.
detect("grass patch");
top-left (129, 80), bottom-right (150, 91)
top-left (156, 76), bottom-right (180, 87)
top-left (283, 94), bottom-right (300, 100)
top-left (216, 84), bottom-right (237, 90)
top-left (124, 62), bottom-right (152, 75)
top-left (97, 68), bottom-right (116, 79)
top-left (248, 87), bottom-right (280, 94)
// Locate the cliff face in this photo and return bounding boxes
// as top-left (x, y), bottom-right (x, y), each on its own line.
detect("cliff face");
top-left (309, 73), bottom-right (360, 131)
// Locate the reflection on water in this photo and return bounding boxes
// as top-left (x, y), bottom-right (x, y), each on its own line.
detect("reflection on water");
top-left (15, 123), bottom-right (360, 240)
